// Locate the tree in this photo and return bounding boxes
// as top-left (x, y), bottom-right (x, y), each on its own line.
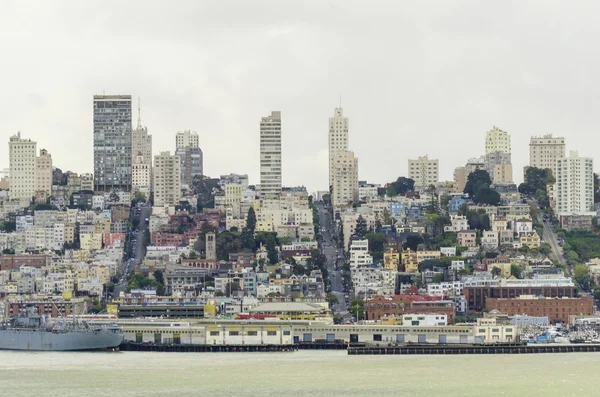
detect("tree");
top-left (355, 215), bottom-right (368, 238)
top-left (432, 273), bottom-right (444, 283)
top-left (510, 264), bottom-right (522, 279)
top-left (153, 270), bottom-right (164, 285)
top-left (473, 187), bottom-right (501, 206)
top-left (382, 207), bottom-right (392, 225)
top-left (574, 264), bottom-right (591, 289)
top-left (386, 177), bottom-right (415, 197)
top-left (539, 243), bottom-right (552, 256)
top-left (246, 207), bottom-right (257, 234)
top-left (405, 233), bottom-right (424, 251)
top-left (595, 173), bottom-right (600, 204)
top-left (131, 191), bottom-right (147, 206)
top-left (464, 170), bottom-right (492, 197)
top-left (349, 298), bottom-right (365, 321)
top-left (491, 267), bottom-right (502, 277)
top-left (326, 293), bottom-right (339, 307)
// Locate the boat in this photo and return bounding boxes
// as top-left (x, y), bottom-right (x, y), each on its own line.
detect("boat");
top-left (0, 305), bottom-right (124, 351)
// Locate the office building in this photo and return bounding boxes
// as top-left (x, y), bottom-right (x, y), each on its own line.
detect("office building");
top-left (8, 133), bottom-right (37, 201)
top-left (555, 151), bottom-right (594, 216)
top-left (328, 107), bottom-right (349, 188)
top-left (175, 146), bottom-right (203, 187)
top-left (153, 151), bottom-right (181, 207)
top-left (131, 102), bottom-right (152, 170)
top-left (485, 126), bottom-right (510, 154)
top-left (176, 130), bottom-right (199, 149)
top-left (529, 134), bottom-right (566, 170)
top-left (332, 151), bottom-right (358, 207)
top-left (408, 155), bottom-right (439, 188)
top-left (132, 154), bottom-right (151, 195)
top-left (93, 95), bottom-right (132, 192)
top-left (259, 111), bottom-right (282, 197)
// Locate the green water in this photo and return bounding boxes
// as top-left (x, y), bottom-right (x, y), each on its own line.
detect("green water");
top-left (0, 350), bottom-right (598, 396)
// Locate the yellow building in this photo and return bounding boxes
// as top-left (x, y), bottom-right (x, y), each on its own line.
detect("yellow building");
top-left (94, 217), bottom-right (111, 235)
top-left (401, 249), bottom-right (419, 273)
top-left (416, 250), bottom-right (441, 262)
top-left (80, 233), bottom-right (103, 251)
top-left (90, 264), bottom-right (110, 285)
top-left (383, 249), bottom-right (400, 271)
top-left (488, 262), bottom-right (512, 278)
top-left (520, 231), bottom-right (541, 249)
top-left (256, 221), bottom-right (273, 232)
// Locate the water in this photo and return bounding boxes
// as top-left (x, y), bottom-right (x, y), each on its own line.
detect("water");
top-left (1, 350), bottom-right (599, 396)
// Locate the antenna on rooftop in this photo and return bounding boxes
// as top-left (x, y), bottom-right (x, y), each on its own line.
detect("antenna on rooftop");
top-left (137, 96), bottom-right (142, 128)
top-left (339, 94), bottom-right (342, 108)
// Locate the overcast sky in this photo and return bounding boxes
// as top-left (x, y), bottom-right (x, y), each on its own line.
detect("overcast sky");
top-left (1, 0), bottom-right (599, 192)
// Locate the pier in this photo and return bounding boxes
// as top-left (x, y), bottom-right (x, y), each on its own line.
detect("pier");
top-left (347, 343), bottom-right (600, 355)
top-left (120, 342), bottom-right (299, 352)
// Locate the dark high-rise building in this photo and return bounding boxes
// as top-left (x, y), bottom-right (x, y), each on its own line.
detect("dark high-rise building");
top-left (93, 95), bottom-right (132, 192)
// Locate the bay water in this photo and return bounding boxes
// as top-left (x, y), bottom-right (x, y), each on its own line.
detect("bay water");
top-left (1, 350), bottom-right (598, 396)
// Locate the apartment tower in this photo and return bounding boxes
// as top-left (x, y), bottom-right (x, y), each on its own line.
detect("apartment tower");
top-left (529, 134), bottom-right (566, 171)
top-left (93, 95), bottom-right (133, 192)
top-left (8, 133), bottom-right (37, 201)
top-left (259, 111), bottom-right (282, 197)
top-left (35, 148), bottom-right (53, 198)
top-left (328, 107), bottom-right (349, 189)
top-left (485, 126), bottom-right (511, 154)
top-left (408, 155), bottom-right (439, 188)
top-left (153, 151), bottom-right (182, 207)
top-left (555, 151), bottom-right (594, 216)
top-left (332, 151), bottom-right (359, 207)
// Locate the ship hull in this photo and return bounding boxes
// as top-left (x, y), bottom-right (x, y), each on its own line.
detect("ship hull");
top-left (0, 330), bottom-right (124, 351)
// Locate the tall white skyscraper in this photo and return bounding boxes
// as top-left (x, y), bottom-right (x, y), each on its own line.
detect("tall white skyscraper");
top-left (176, 130), bottom-right (199, 149)
top-left (9, 132), bottom-right (37, 201)
top-left (259, 111), bottom-right (282, 197)
top-left (93, 95), bottom-right (132, 192)
top-left (529, 134), bottom-right (566, 171)
top-left (485, 126), bottom-right (511, 154)
top-left (153, 151), bottom-right (182, 207)
top-left (555, 151), bottom-right (594, 216)
top-left (328, 107), bottom-right (349, 188)
top-left (332, 150), bottom-right (358, 207)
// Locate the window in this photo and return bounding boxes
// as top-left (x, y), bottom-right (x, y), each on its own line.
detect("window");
top-left (247, 331), bottom-right (258, 336)
top-left (210, 331), bottom-right (219, 336)
top-left (283, 330), bottom-right (291, 335)
top-left (267, 331), bottom-right (277, 336)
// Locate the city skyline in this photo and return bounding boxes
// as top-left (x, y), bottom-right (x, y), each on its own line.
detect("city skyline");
top-left (3, 1), bottom-right (600, 191)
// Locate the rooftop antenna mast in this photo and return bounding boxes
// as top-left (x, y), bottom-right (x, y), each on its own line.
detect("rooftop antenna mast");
top-left (137, 96), bottom-right (142, 128)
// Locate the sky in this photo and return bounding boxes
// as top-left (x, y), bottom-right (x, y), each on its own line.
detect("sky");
top-left (1, 0), bottom-right (599, 193)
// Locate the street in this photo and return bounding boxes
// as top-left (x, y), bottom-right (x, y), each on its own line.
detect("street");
top-left (316, 202), bottom-right (349, 318)
top-left (529, 200), bottom-right (569, 274)
top-left (112, 204), bottom-right (151, 298)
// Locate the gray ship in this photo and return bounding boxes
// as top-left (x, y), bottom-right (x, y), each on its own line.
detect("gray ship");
top-left (0, 306), bottom-right (124, 351)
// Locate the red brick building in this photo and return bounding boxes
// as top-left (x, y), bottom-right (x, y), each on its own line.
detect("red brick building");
top-left (463, 286), bottom-right (577, 312)
top-left (486, 296), bottom-right (593, 324)
top-left (366, 295), bottom-right (456, 324)
top-left (0, 254), bottom-right (52, 271)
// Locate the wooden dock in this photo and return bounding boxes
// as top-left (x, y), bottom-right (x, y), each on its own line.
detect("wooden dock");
top-left (347, 343), bottom-right (600, 355)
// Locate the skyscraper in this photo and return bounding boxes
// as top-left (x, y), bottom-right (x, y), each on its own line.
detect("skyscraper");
top-left (485, 126), bottom-right (511, 154)
top-left (153, 151), bottom-right (182, 207)
top-left (259, 111), bottom-right (282, 197)
top-left (328, 107), bottom-right (349, 188)
top-left (93, 95), bottom-right (132, 192)
top-left (8, 132), bottom-right (37, 201)
top-left (176, 130), bottom-right (199, 149)
top-left (131, 100), bottom-right (152, 168)
top-left (332, 150), bottom-right (358, 207)
top-left (555, 151), bottom-right (594, 216)
top-left (529, 134), bottom-right (566, 171)
top-left (174, 130), bottom-right (203, 187)
top-left (35, 148), bottom-right (53, 199)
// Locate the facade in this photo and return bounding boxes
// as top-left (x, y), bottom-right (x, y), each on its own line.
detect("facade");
top-left (93, 95), bottom-right (132, 192)
top-left (408, 155), bottom-right (439, 188)
top-left (486, 296), bottom-right (593, 324)
top-left (485, 126), bottom-right (510, 154)
top-left (457, 230), bottom-right (477, 247)
top-left (529, 134), bottom-right (566, 170)
top-left (153, 151), bottom-right (182, 207)
top-left (132, 155), bottom-right (151, 194)
top-left (259, 111), bottom-right (282, 197)
top-left (175, 146), bottom-right (203, 187)
top-left (463, 283), bottom-right (577, 311)
top-left (131, 123), bottom-right (152, 170)
top-left (9, 133), bottom-right (37, 201)
top-left (332, 151), bottom-right (358, 207)
top-left (366, 295), bottom-right (456, 324)
top-left (175, 130), bottom-right (199, 149)
top-left (555, 151), bottom-right (594, 216)
top-left (485, 151), bottom-right (512, 184)
top-left (328, 107), bottom-right (349, 188)
top-left (35, 148), bottom-right (52, 198)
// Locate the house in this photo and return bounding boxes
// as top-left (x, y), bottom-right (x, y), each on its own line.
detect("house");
top-left (481, 231), bottom-right (499, 250)
top-left (401, 249), bottom-right (419, 273)
top-left (491, 215), bottom-right (508, 232)
top-left (444, 215), bottom-right (468, 232)
top-left (520, 231), bottom-right (541, 249)
top-left (514, 218), bottom-right (533, 235)
top-left (383, 248), bottom-right (400, 271)
top-left (457, 230), bottom-right (477, 247)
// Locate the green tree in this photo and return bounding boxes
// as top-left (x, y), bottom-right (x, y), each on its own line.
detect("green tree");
top-left (491, 267), bottom-right (502, 277)
top-left (386, 177), bottom-right (415, 197)
top-left (464, 170), bottom-right (492, 197)
top-left (510, 264), bottom-right (522, 279)
top-left (405, 233), bottom-right (424, 251)
top-left (246, 207), bottom-right (257, 234)
top-left (432, 273), bottom-right (444, 283)
top-left (539, 243), bottom-right (552, 256)
top-left (473, 187), bottom-right (501, 206)
top-left (382, 207), bottom-right (392, 225)
top-left (326, 293), bottom-right (339, 307)
top-left (355, 215), bottom-right (368, 238)
top-left (349, 298), bottom-right (365, 321)
top-left (574, 264), bottom-right (591, 289)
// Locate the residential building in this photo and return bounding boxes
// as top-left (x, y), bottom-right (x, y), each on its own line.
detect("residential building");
top-left (444, 215), bottom-right (468, 232)
top-left (349, 239), bottom-right (373, 269)
top-left (176, 146), bottom-right (203, 187)
top-left (35, 148), bottom-right (52, 198)
top-left (259, 111), bottom-right (282, 197)
top-left (457, 230), bottom-right (477, 247)
top-left (486, 296), bottom-right (593, 324)
top-left (332, 151), bottom-right (359, 207)
top-left (219, 174), bottom-right (249, 189)
top-left (485, 151), bottom-right (513, 184)
top-left (481, 231), bottom-right (499, 250)
top-left (520, 231), bottom-right (541, 248)
top-left (153, 151), bottom-right (182, 207)
top-left (529, 134), bottom-right (566, 170)
top-left (175, 130), bottom-right (199, 149)
top-left (328, 107), bottom-right (349, 188)
top-left (555, 151), bottom-right (594, 216)
top-left (485, 126), bottom-right (510, 154)
top-left (9, 132), bottom-right (37, 201)
top-left (408, 155), bottom-right (439, 188)
top-left (383, 248), bottom-right (400, 271)
top-left (93, 94), bottom-right (132, 192)
top-left (131, 154), bottom-right (151, 195)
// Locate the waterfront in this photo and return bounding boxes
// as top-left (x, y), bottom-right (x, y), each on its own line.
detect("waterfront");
top-left (0, 351), bottom-right (599, 396)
